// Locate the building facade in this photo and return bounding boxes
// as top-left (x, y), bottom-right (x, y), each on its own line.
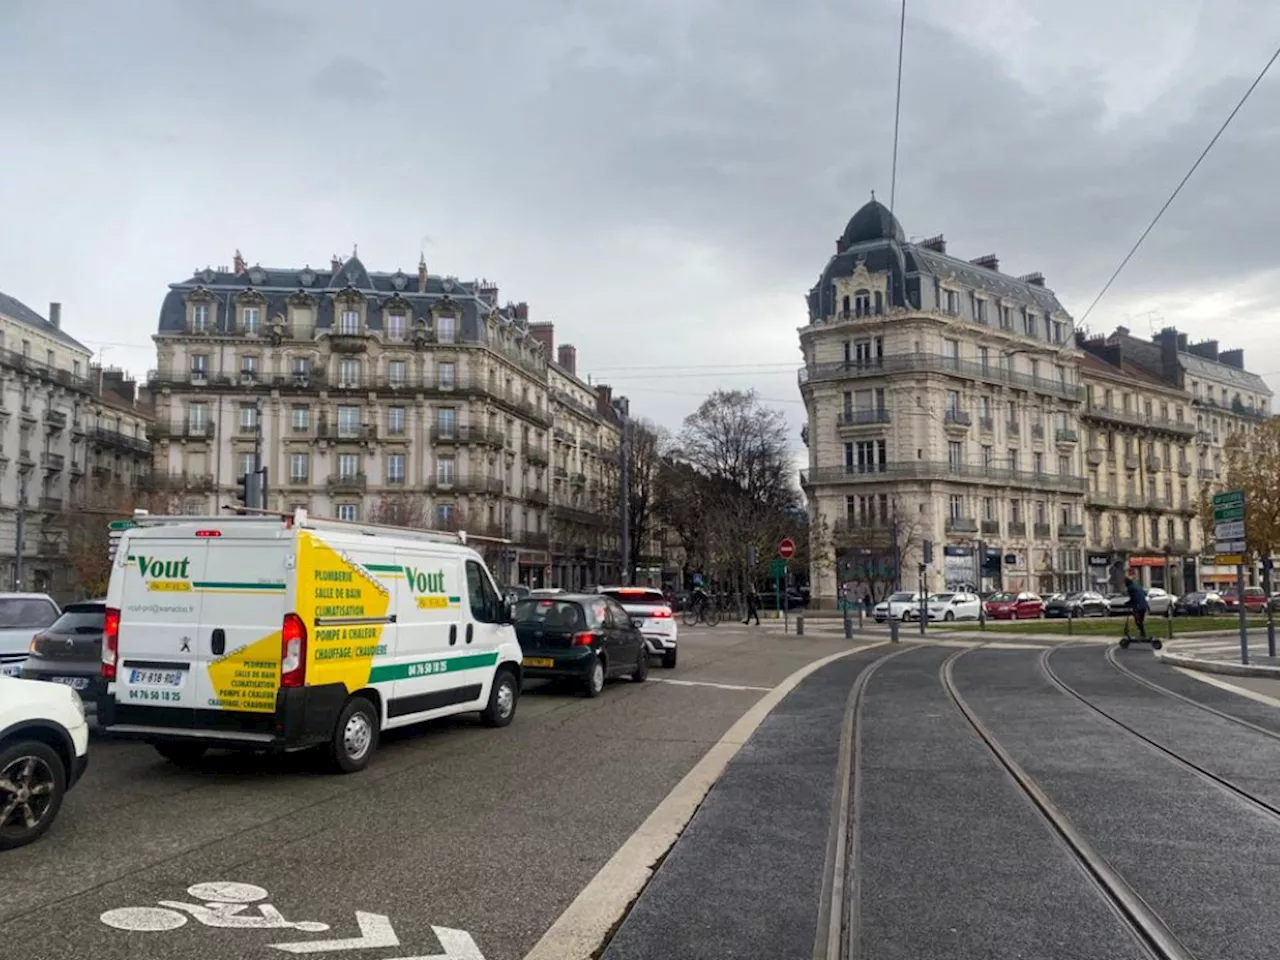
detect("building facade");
top-left (799, 199), bottom-right (1087, 605)
top-left (149, 251), bottom-right (626, 587)
top-left (0, 292), bottom-right (153, 599)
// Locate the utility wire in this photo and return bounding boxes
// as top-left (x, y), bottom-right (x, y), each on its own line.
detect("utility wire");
top-left (888, 0), bottom-right (908, 215)
top-left (1076, 40), bottom-right (1280, 328)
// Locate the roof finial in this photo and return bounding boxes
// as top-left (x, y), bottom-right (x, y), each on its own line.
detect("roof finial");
top-left (870, 189), bottom-right (876, 202)
top-left (352, 243), bottom-right (358, 259)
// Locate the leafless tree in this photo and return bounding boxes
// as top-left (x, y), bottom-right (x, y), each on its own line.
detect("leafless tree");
top-left (624, 419), bottom-right (666, 578)
top-left (367, 493), bottom-right (430, 529)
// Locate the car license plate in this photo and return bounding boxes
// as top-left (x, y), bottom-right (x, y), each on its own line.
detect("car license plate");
top-left (0, 663), bottom-right (22, 677)
top-left (522, 657), bottom-right (555, 668)
top-left (129, 668), bottom-right (185, 687)
top-left (51, 676), bottom-right (90, 690)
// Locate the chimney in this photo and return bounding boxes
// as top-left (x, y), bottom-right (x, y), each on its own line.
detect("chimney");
top-left (557, 344), bottom-right (577, 376)
top-left (233, 250), bottom-right (247, 275)
top-left (331, 254), bottom-right (344, 274)
top-left (48, 302), bottom-right (61, 329)
top-left (1019, 271), bottom-right (1046, 287)
top-left (514, 302), bottom-right (529, 321)
top-left (970, 254), bottom-right (999, 272)
top-left (596, 383), bottom-right (613, 414)
top-left (1114, 325), bottom-right (1130, 337)
top-left (919, 234), bottom-right (946, 253)
top-left (1220, 348), bottom-right (1245, 370)
top-left (1189, 339), bottom-right (1219, 361)
top-left (1159, 330), bottom-right (1181, 386)
top-left (478, 280), bottom-right (499, 306)
top-left (417, 255), bottom-right (428, 293)
top-left (1177, 332), bottom-right (1188, 351)
top-left (527, 321), bottom-right (554, 357)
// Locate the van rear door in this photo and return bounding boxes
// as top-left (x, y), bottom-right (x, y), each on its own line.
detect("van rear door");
top-left (114, 536), bottom-right (209, 721)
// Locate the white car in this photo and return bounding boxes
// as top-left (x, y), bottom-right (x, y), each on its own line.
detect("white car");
top-left (0, 594), bottom-right (62, 678)
top-left (0, 676), bottom-right (89, 850)
top-left (873, 591), bottom-right (925, 622)
top-left (1145, 588), bottom-right (1175, 616)
top-left (923, 592), bottom-right (983, 622)
top-left (599, 587), bottom-right (678, 668)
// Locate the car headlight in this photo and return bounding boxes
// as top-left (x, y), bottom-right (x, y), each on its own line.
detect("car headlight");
top-left (68, 688), bottom-right (86, 721)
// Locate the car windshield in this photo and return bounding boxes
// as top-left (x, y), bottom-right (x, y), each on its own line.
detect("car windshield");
top-left (0, 597), bottom-right (58, 629)
top-left (1065, 593), bottom-right (1087, 601)
top-left (929, 594), bottom-right (954, 603)
top-left (513, 599), bottom-right (586, 630)
top-left (886, 592), bottom-right (915, 603)
top-left (601, 588), bottom-right (666, 607)
top-left (988, 593), bottom-right (1014, 602)
top-left (48, 604), bottom-right (106, 634)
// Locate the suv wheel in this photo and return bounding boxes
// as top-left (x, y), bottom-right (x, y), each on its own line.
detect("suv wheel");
top-left (0, 740), bottom-right (66, 851)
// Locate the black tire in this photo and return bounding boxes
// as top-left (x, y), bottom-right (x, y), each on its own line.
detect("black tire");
top-left (944, 611), bottom-right (955, 622)
top-left (1151, 639), bottom-right (1164, 650)
top-left (0, 740), bottom-right (66, 851)
top-left (329, 697), bottom-right (379, 774)
top-left (682, 607), bottom-right (699, 627)
top-left (1119, 637), bottom-right (1131, 649)
top-left (153, 742), bottom-right (208, 768)
top-left (661, 648), bottom-right (678, 669)
top-left (582, 656), bottom-right (606, 698)
top-left (481, 668), bottom-right (519, 728)
top-left (630, 647), bottom-right (649, 683)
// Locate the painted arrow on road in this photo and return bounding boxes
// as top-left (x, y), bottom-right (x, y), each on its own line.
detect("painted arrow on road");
top-left (271, 912), bottom-right (398, 953)
top-left (386, 926), bottom-right (486, 960)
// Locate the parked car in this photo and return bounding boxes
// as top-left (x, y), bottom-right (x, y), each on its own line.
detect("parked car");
top-left (0, 676), bottom-right (89, 850)
top-left (19, 600), bottom-right (106, 709)
top-left (1144, 588), bottom-right (1176, 616)
top-left (597, 586), bottom-right (678, 668)
top-left (1223, 586), bottom-right (1269, 614)
top-left (873, 592), bottom-right (925, 622)
top-left (0, 594), bottom-right (62, 679)
top-left (1045, 591), bottom-right (1109, 618)
top-left (921, 592), bottom-right (982, 622)
top-left (1174, 591), bottom-right (1227, 616)
top-left (983, 592), bottom-right (1045, 620)
top-left (513, 593), bottom-right (648, 696)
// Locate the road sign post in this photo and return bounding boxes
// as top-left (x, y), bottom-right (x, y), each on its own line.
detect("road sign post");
top-left (776, 541), bottom-right (794, 634)
top-left (1212, 490), bottom-right (1249, 664)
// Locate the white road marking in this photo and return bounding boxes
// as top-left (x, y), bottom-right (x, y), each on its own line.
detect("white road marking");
top-left (385, 926), bottom-right (486, 959)
top-left (100, 907), bottom-right (189, 932)
top-left (1173, 667), bottom-right (1280, 708)
top-left (650, 678), bottom-right (773, 692)
top-left (272, 911), bottom-right (398, 953)
top-left (521, 641), bottom-right (890, 960)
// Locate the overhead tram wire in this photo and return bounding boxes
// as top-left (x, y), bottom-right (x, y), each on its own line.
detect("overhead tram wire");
top-left (1071, 39), bottom-right (1280, 335)
top-left (888, 0), bottom-right (908, 216)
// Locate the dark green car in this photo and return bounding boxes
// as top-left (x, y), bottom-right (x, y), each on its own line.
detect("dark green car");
top-left (513, 594), bottom-right (648, 697)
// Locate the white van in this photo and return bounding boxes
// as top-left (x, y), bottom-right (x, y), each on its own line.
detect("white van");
top-left (98, 509), bottom-right (524, 773)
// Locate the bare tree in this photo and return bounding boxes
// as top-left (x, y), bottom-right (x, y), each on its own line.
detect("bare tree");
top-left (624, 419), bottom-right (666, 579)
top-left (66, 485), bottom-right (184, 599)
top-left (1224, 422), bottom-right (1280, 590)
top-left (830, 499), bottom-right (925, 602)
top-left (368, 493), bottom-right (430, 529)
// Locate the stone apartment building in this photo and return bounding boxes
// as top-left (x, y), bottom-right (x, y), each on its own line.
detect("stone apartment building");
top-left (0, 292), bottom-right (153, 599)
top-left (800, 198), bottom-right (1087, 605)
top-left (148, 251), bottom-right (627, 587)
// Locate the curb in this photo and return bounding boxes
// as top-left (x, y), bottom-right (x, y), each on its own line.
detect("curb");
top-left (1155, 650), bottom-right (1280, 679)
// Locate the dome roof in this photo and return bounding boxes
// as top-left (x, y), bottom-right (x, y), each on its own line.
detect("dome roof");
top-left (839, 197), bottom-right (904, 249)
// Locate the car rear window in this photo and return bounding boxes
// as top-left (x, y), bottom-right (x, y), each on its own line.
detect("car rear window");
top-left (601, 589), bottom-right (666, 607)
top-left (886, 592), bottom-right (914, 603)
top-left (0, 597), bottom-right (59, 628)
top-left (988, 593), bottom-right (1013, 602)
top-left (49, 605), bottom-right (106, 634)
top-left (513, 599), bottom-right (587, 630)
top-left (930, 594), bottom-right (955, 602)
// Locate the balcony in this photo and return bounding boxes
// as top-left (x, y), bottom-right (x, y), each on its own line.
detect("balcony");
top-left (550, 504), bottom-right (608, 527)
top-left (981, 520), bottom-right (1000, 535)
top-left (1145, 456), bottom-right (1161, 473)
top-left (1145, 496), bottom-right (1172, 512)
top-left (44, 410), bottom-right (66, 431)
top-left (1033, 522), bottom-right (1052, 538)
top-left (1055, 427), bottom-right (1079, 444)
top-left (837, 408), bottom-right (891, 430)
top-left (91, 427), bottom-right (151, 455)
top-left (1031, 424), bottom-right (1045, 441)
top-left (1109, 537), bottom-right (1138, 552)
top-left (328, 333), bottom-right (371, 354)
top-left (798, 353), bottom-right (1085, 402)
top-left (39, 496), bottom-right (63, 514)
top-left (144, 472), bottom-right (215, 493)
top-left (832, 518), bottom-right (894, 540)
top-left (1123, 454), bottom-right (1139, 470)
top-left (1086, 489), bottom-right (1121, 507)
top-left (978, 416), bottom-right (994, 433)
top-left (431, 424), bottom-right (505, 447)
top-left (149, 420), bottom-right (216, 442)
top-left (0, 348), bottom-right (90, 393)
top-left (1060, 524), bottom-right (1086, 538)
top-left (798, 461), bottom-right (1088, 493)
top-left (476, 476), bottom-right (505, 496)
top-left (41, 452), bottom-right (64, 472)
top-left (1080, 401), bottom-right (1197, 437)
top-left (527, 488), bottom-right (550, 506)
top-left (1166, 539), bottom-right (1192, 554)
top-left (524, 443), bottom-right (550, 465)
top-left (553, 427), bottom-right (575, 445)
top-left (521, 532), bottom-right (551, 550)
top-left (571, 472), bottom-right (587, 485)
top-left (944, 410), bottom-right (972, 431)
top-left (1198, 467), bottom-right (1216, 482)
top-left (1177, 460), bottom-right (1192, 477)
top-left (1007, 421), bottom-right (1021, 437)
top-left (327, 473), bottom-right (367, 495)
top-left (553, 466), bottom-right (569, 480)
top-left (1085, 448), bottom-right (1105, 467)
top-left (317, 422), bottom-right (377, 443)
top-left (1008, 522), bottom-right (1027, 537)
top-left (945, 517), bottom-right (978, 534)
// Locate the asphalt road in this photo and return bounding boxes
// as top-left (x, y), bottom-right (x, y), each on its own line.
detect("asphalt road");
top-left (0, 625), bottom-right (861, 960)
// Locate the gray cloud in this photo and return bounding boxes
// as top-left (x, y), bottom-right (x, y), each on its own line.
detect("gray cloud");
top-left (1, 0), bottom-right (1279, 436)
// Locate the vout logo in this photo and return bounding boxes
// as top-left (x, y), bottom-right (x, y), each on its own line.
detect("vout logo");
top-left (136, 556), bottom-right (193, 592)
top-left (403, 567), bottom-right (449, 609)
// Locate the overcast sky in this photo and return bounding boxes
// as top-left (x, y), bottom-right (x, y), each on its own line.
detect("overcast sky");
top-left (2, 0), bottom-right (1279, 459)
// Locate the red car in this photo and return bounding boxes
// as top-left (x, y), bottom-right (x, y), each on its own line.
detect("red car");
top-left (983, 591), bottom-right (1045, 620)
top-left (1222, 586), bottom-right (1268, 613)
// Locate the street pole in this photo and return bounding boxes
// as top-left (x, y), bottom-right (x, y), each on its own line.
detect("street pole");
top-left (891, 508), bottom-right (902, 591)
top-left (1237, 562), bottom-right (1249, 665)
top-left (251, 398), bottom-right (265, 510)
top-left (13, 470), bottom-right (27, 591)
top-left (918, 562), bottom-right (926, 635)
top-left (617, 400), bottom-right (631, 586)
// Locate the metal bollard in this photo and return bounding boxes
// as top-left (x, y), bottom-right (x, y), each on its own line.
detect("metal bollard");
top-left (1067, 609), bottom-right (1074, 636)
top-left (1268, 607), bottom-right (1276, 658)
top-left (979, 609), bottom-right (986, 632)
top-left (796, 615), bottom-right (805, 636)
top-left (1168, 605), bottom-right (1175, 642)
top-left (844, 612), bottom-right (853, 639)
top-left (889, 617), bottom-right (900, 643)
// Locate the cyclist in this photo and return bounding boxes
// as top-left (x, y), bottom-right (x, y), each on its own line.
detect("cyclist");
top-left (690, 581), bottom-right (711, 618)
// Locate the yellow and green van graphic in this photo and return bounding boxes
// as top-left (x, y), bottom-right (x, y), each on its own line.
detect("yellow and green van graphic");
top-left (402, 566), bottom-right (461, 610)
top-left (127, 553), bottom-right (287, 596)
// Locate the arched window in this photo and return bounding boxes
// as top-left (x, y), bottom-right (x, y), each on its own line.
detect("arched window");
top-left (854, 290), bottom-right (871, 317)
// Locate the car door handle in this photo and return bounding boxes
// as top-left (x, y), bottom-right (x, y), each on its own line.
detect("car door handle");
top-left (449, 624), bottom-right (458, 646)
top-left (211, 629), bottom-right (225, 656)
top-left (465, 623), bottom-right (474, 644)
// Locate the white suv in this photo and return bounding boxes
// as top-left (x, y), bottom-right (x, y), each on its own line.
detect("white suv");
top-left (0, 676), bottom-right (89, 850)
top-left (598, 587), bottom-right (678, 668)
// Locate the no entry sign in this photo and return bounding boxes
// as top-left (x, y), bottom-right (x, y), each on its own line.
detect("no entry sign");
top-left (778, 538), bottom-right (796, 559)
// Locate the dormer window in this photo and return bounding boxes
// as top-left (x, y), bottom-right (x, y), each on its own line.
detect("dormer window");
top-left (841, 295), bottom-right (850, 317)
top-left (943, 289), bottom-right (958, 316)
top-left (1023, 308), bottom-right (1036, 336)
top-left (192, 304), bottom-right (209, 333)
top-left (999, 304), bottom-right (1012, 329)
top-left (853, 290), bottom-right (871, 317)
top-left (339, 310), bottom-right (360, 335)
top-left (385, 312), bottom-right (407, 341)
top-left (973, 296), bottom-right (987, 325)
top-left (437, 315), bottom-right (457, 344)
top-left (243, 306), bottom-right (260, 336)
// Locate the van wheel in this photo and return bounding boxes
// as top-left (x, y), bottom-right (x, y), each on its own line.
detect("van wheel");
top-left (482, 669), bottom-right (519, 728)
top-left (0, 741), bottom-right (65, 851)
top-left (661, 648), bottom-right (677, 669)
top-left (330, 698), bottom-right (379, 774)
top-left (154, 743), bottom-right (207, 768)
top-left (583, 657), bottom-right (606, 698)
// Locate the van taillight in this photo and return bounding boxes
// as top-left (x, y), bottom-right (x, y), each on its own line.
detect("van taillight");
top-left (281, 613), bottom-right (307, 688)
top-left (102, 607), bottom-right (121, 681)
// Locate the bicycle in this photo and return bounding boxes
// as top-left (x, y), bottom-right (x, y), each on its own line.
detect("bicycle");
top-left (682, 595), bottom-right (721, 627)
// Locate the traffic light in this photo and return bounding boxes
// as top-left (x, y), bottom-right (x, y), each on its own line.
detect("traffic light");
top-left (235, 473), bottom-right (251, 508)
top-left (922, 539), bottom-right (934, 566)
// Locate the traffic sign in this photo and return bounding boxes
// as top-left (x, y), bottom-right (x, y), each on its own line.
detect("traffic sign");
top-left (108, 520), bottom-right (137, 531)
top-left (778, 538), bottom-right (796, 559)
top-left (1213, 490), bottom-right (1248, 565)
top-left (770, 558), bottom-right (788, 579)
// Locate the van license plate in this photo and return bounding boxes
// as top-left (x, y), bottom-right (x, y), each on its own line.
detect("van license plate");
top-left (51, 676), bottom-right (89, 690)
top-left (129, 669), bottom-right (185, 687)
top-left (522, 657), bottom-right (555, 668)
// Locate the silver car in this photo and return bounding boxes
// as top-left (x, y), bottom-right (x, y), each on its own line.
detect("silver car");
top-left (0, 593), bottom-right (62, 678)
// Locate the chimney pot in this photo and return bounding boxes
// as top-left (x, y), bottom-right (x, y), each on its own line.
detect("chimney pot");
top-left (233, 250), bottom-right (247, 275)
top-left (515, 302), bottom-right (529, 321)
top-left (557, 343), bottom-right (577, 377)
top-left (417, 256), bottom-right (428, 293)
top-left (527, 321), bottom-right (554, 357)
top-left (919, 234), bottom-right (946, 253)
top-left (48, 302), bottom-right (61, 330)
top-left (331, 254), bottom-right (344, 274)
top-left (970, 254), bottom-right (1000, 271)
top-left (1018, 271), bottom-right (1046, 287)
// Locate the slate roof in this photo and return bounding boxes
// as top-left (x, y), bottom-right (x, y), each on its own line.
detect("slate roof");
top-left (0, 290), bottom-right (92, 353)
top-left (807, 198), bottom-right (1067, 322)
top-left (157, 256), bottom-right (520, 346)
top-left (1079, 350), bottom-right (1174, 391)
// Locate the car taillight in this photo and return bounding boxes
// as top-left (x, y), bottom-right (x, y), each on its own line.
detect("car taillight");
top-left (649, 608), bottom-right (672, 619)
top-left (281, 613), bottom-right (307, 688)
top-left (102, 607), bottom-right (120, 681)
top-left (572, 631), bottom-right (595, 646)
top-left (29, 633), bottom-right (43, 654)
